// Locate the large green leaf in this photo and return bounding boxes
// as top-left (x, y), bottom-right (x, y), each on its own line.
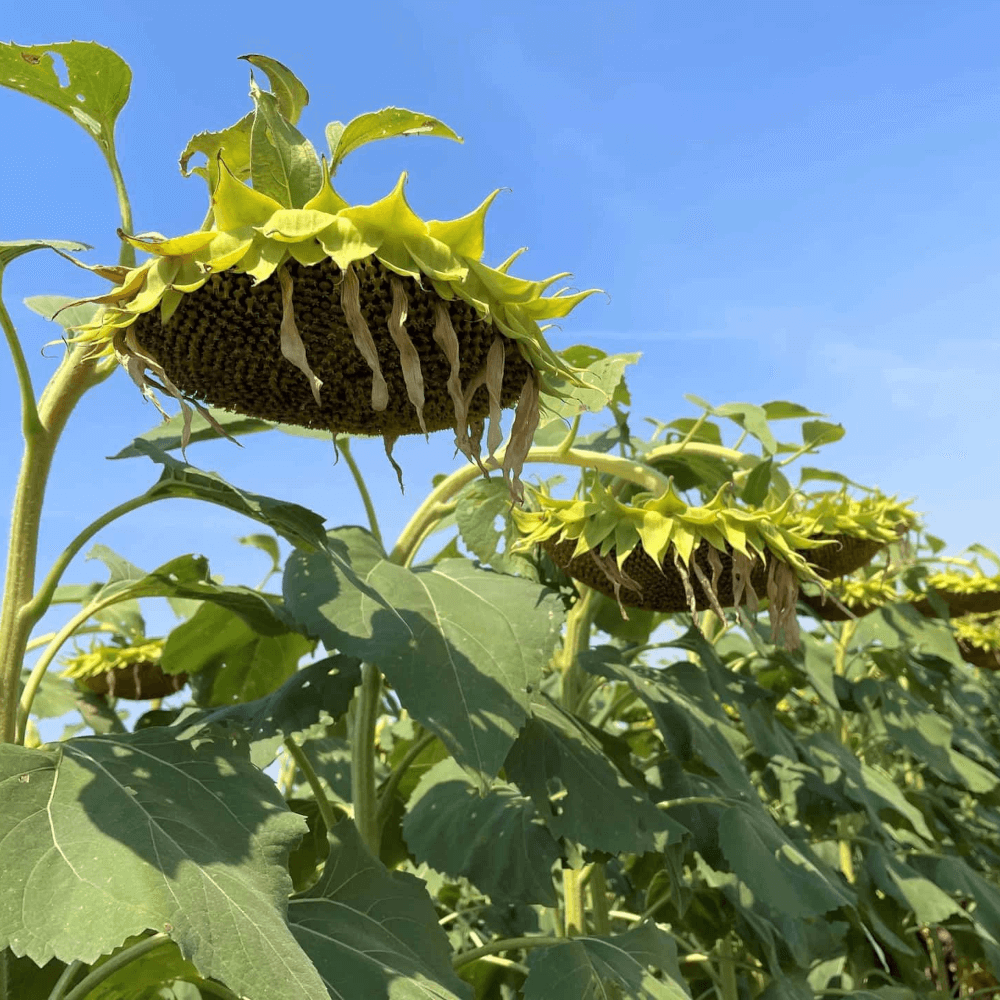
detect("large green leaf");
top-left (160, 602), bottom-right (314, 707)
top-left (327, 107), bottom-right (462, 174)
top-left (717, 804), bottom-right (854, 918)
top-left (863, 846), bottom-right (962, 927)
top-left (189, 654), bottom-right (362, 744)
top-left (504, 701), bottom-right (684, 854)
top-left (288, 819), bottom-right (471, 999)
top-left (522, 925), bottom-right (690, 1000)
top-left (110, 409), bottom-right (276, 458)
top-left (283, 527), bottom-right (564, 775)
top-left (541, 346), bottom-right (640, 421)
top-left (249, 78), bottom-right (322, 208)
top-left (0, 238), bottom-right (89, 271)
top-left (0, 730), bottom-right (326, 1000)
top-left (81, 546), bottom-right (288, 637)
top-left (129, 440), bottom-right (329, 553)
top-left (0, 41), bottom-right (130, 156)
top-left (240, 54), bottom-right (309, 123)
top-left (402, 758), bottom-right (561, 906)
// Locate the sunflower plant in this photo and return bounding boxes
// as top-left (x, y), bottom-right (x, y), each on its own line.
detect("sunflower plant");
top-left (4, 40), bottom-right (1000, 1000)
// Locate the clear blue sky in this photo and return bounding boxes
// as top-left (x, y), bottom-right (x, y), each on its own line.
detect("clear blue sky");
top-left (4, 1), bottom-right (1000, 657)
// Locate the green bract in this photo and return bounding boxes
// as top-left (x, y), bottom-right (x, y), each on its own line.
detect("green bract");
top-left (68, 69), bottom-right (598, 498)
top-left (511, 482), bottom-right (910, 644)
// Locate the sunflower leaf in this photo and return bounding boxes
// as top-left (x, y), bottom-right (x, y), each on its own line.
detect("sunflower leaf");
top-left (0, 41), bottom-right (130, 156)
top-left (328, 107), bottom-right (462, 174)
top-left (249, 78), bottom-right (322, 208)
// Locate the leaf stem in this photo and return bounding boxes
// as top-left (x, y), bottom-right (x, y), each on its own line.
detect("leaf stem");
top-left (560, 586), bottom-right (597, 713)
top-left (376, 729), bottom-right (436, 830)
top-left (337, 438), bottom-right (382, 546)
top-left (60, 934), bottom-right (167, 1000)
top-left (45, 960), bottom-right (83, 1000)
top-left (452, 935), bottom-right (568, 970)
top-left (283, 737), bottom-right (339, 834)
top-left (0, 281), bottom-right (41, 436)
top-left (351, 662), bottom-right (382, 854)
top-left (103, 135), bottom-right (135, 269)
top-left (19, 493), bottom-right (157, 633)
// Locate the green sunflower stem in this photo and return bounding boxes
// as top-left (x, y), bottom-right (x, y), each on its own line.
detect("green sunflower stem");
top-left (282, 737), bottom-right (339, 835)
top-left (560, 586), bottom-right (598, 714)
top-left (452, 935), bottom-right (569, 970)
top-left (563, 864), bottom-right (590, 937)
top-left (389, 444), bottom-right (674, 565)
top-left (350, 662), bottom-right (382, 854)
top-left (337, 437), bottom-right (382, 546)
top-left (59, 934), bottom-right (168, 1000)
top-left (589, 863), bottom-right (612, 935)
top-left (1, 346), bottom-right (113, 744)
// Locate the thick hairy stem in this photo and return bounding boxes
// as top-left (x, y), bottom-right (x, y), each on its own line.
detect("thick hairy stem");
top-left (560, 586), bottom-right (598, 713)
top-left (716, 935), bottom-right (739, 1000)
top-left (351, 662), bottom-right (382, 854)
top-left (562, 865), bottom-right (590, 937)
top-left (589, 863), bottom-right (612, 935)
top-left (1, 346), bottom-right (111, 743)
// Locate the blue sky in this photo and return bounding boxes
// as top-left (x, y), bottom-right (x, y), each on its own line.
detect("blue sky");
top-left (4, 1), bottom-right (1000, 664)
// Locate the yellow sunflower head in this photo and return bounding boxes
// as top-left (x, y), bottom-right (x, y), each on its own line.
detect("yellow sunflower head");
top-left (68, 57), bottom-right (599, 498)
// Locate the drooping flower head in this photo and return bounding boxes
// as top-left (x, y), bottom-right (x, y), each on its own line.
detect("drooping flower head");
top-left (69, 56), bottom-right (599, 497)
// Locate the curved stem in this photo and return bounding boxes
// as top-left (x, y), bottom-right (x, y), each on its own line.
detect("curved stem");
top-left (350, 662), bottom-right (382, 854)
top-left (390, 445), bottom-right (673, 566)
top-left (337, 438), bottom-right (382, 546)
top-left (103, 136), bottom-right (135, 269)
top-left (16, 591), bottom-right (131, 742)
top-left (560, 587), bottom-right (598, 713)
top-left (283, 737), bottom-right (339, 834)
top-left (0, 284), bottom-right (41, 436)
top-left (61, 934), bottom-right (167, 1000)
top-left (45, 960), bottom-right (83, 1000)
top-left (19, 493), bottom-right (156, 632)
top-left (452, 935), bottom-right (568, 970)
top-left (1, 345), bottom-right (112, 743)
top-left (376, 729), bottom-right (436, 830)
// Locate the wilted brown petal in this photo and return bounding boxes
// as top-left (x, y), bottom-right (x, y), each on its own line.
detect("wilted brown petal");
top-left (277, 266), bottom-right (323, 407)
top-left (382, 432), bottom-right (405, 492)
top-left (482, 337), bottom-right (506, 461)
top-left (731, 549), bottom-right (760, 612)
top-left (502, 374), bottom-right (541, 504)
top-left (432, 303), bottom-right (472, 459)
top-left (388, 276), bottom-right (427, 435)
top-left (673, 551), bottom-right (698, 616)
top-left (342, 265), bottom-right (389, 411)
top-left (691, 555), bottom-right (727, 622)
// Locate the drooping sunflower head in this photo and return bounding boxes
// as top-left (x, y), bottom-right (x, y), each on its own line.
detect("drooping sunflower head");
top-left (512, 482), bottom-right (912, 645)
top-left (60, 637), bottom-right (184, 700)
top-left (68, 58), bottom-right (599, 498)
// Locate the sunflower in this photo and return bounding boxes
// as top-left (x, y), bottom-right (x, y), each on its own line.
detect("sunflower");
top-left (67, 66), bottom-right (597, 498)
top-left (60, 637), bottom-right (185, 700)
top-left (512, 483), bottom-right (912, 645)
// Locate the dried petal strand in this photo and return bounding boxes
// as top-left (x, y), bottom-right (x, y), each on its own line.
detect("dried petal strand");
top-left (691, 554), bottom-right (727, 622)
top-left (382, 433), bottom-right (405, 492)
top-left (483, 338), bottom-right (506, 462)
top-left (388, 276), bottom-right (427, 436)
top-left (277, 265), bottom-right (323, 407)
top-left (673, 550), bottom-right (698, 616)
top-left (342, 265), bottom-right (389, 411)
top-left (431, 303), bottom-right (472, 459)
top-left (731, 549), bottom-right (760, 612)
top-left (502, 373), bottom-right (540, 504)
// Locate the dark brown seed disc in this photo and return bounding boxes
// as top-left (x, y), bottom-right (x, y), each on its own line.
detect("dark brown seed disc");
top-left (130, 256), bottom-right (532, 435)
top-left (805, 534), bottom-right (886, 580)
top-left (958, 639), bottom-right (1000, 670)
top-left (542, 535), bottom-right (773, 613)
top-left (80, 662), bottom-right (188, 700)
